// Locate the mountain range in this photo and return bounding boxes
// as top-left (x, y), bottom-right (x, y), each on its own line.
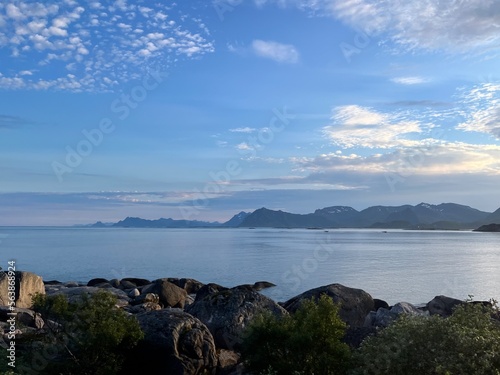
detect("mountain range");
top-left (90, 203), bottom-right (500, 230)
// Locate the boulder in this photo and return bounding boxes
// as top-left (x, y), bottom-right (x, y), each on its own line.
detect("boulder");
top-left (45, 285), bottom-right (130, 307)
top-left (194, 283), bottom-right (229, 302)
top-left (186, 285), bottom-right (287, 350)
top-left (128, 288), bottom-right (141, 298)
top-left (126, 302), bottom-right (162, 314)
top-left (366, 302), bottom-right (428, 328)
top-left (109, 279), bottom-right (121, 288)
top-left (119, 280), bottom-right (137, 290)
top-left (252, 281), bottom-right (276, 291)
top-left (87, 278), bottom-right (109, 287)
top-left (143, 279), bottom-right (188, 308)
top-left (122, 277), bottom-right (151, 287)
top-left (169, 278), bottom-right (204, 295)
top-left (427, 295), bottom-right (464, 317)
top-left (0, 271), bottom-right (45, 309)
top-left (374, 298), bottom-right (390, 310)
top-left (132, 308), bottom-right (218, 375)
top-left (282, 283), bottom-right (374, 327)
top-left (217, 349), bottom-right (241, 375)
top-left (131, 293), bottom-right (159, 306)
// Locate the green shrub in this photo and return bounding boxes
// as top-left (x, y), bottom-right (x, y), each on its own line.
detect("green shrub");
top-left (351, 301), bottom-right (500, 375)
top-left (25, 290), bottom-right (144, 375)
top-left (242, 294), bottom-right (351, 375)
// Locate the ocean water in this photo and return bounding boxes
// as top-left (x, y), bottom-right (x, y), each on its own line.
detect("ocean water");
top-left (1, 227), bottom-right (499, 305)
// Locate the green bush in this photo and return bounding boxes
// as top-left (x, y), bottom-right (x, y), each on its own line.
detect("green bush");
top-left (351, 301), bottom-right (500, 375)
top-left (25, 290), bottom-right (144, 375)
top-left (242, 294), bottom-right (351, 375)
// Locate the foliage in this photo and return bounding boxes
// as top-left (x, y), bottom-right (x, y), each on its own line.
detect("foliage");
top-left (27, 290), bottom-right (144, 375)
top-left (242, 294), bottom-right (351, 375)
top-left (351, 301), bottom-right (500, 375)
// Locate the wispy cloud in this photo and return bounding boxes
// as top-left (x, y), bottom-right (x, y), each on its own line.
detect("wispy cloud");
top-left (391, 76), bottom-right (429, 85)
top-left (251, 39), bottom-right (299, 63)
top-left (229, 127), bottom-right (256, 133)
top-left (0, 114), bottom-right (31, 129)
top-left (258, 0), bottom-right (500, 55)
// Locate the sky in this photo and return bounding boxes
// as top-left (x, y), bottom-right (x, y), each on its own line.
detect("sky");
top-left (0, 0), bottom-right (500, 225)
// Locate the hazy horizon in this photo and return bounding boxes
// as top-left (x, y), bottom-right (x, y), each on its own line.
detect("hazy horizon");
top-left (1, 1), bottom-right (500, 226)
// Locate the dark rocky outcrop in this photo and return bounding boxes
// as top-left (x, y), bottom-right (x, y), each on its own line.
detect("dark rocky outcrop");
top-left (282, 283), bottom-right (374, 327)
top-left (133, 309), bottom-right (218, 375)
top-left (186, 285), bottom-right (287, 350)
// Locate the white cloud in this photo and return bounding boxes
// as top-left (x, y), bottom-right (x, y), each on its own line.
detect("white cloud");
top-left (457, 83), bottom-right (500, 139)
top-left (391, 76), bottom-right (429, 85)
top-left (323, 105), bottom-right (423, 148)
top-left (261, 0), bottom-right (500, 55)
top-left (236, 142), bottom-right (254, 151)
top-left (6, 4), bottom-right (25, 20)
top-left (251, 39), bottom-right (299, 63)
top-left (0, 1), bottom-right (214, 92)
top-left (292, 142), bottom-right (500, 176)
top-left (229, 127), bottom-right (256, 133)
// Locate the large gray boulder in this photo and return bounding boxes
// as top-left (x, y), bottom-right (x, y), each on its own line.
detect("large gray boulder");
top-left (44, 285), bottom-right (130, 307)
top-left (427, 295), bottom-right (464, 317)
top-left (186, 285), bottom-right (287, 350)
top-left (282, 283), bottom-right (374, 327)
top-left (142, 279), bottom-right (188, 308)
top-left (364, 302), bottom-right (428, 328)
top-left (0, 271), bottom-right (45, 308)
top-left (134, 309), bottom-right (217, 375)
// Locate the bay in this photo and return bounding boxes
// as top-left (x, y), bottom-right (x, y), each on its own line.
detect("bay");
top-left (1, 227), bottom-right (499, 305)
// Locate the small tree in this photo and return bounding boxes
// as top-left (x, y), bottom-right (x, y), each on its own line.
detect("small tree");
top-left (351, 301), bottom-right (500, 375)
top-left (29, 290), bottom-right (144, 375)
top-left (242, 294), bottom-right (351, 375)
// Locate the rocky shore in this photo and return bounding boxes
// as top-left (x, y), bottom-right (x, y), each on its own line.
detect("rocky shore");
top-left (0, 271), bottom-right (491, 374)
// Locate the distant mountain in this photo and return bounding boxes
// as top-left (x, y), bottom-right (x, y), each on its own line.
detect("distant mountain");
top-left (239, 208), bottom-right (333, 228)
top-left (485, 207), bottom-right (500, 223)
top-left (112, 217), bottom-right (221, 228)
top-left (89, 203), bottom-right (498, 230)
top-left (223, 211), bottom-right (251, 227)
top-left (239, 203), bottom-right (494, 229)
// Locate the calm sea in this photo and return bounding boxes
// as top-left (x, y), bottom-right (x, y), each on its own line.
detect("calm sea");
top-left (1, 227), bottom-right (499, 305)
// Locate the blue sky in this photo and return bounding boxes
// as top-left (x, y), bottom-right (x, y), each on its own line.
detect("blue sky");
top-left (1, 0), bottom-right (500, 225)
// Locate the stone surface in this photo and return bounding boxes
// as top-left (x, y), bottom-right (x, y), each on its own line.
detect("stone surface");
top-left (217, 349), bottom-right (241, 375)
top-left (252, 281), bottom-right (276, 291)
top-left (0, 271), bottom-right (45, 309)
top-left (87, 278), bottom-right (109, 287)
top-left (194, 283), bottom-right (229, 302)
top-left (126, 302), bottom-right (162, 314)
top-left (427, 295), bottom-right (464, 317)
top-left (132, 308), bottom-right (218, 375)
top-left (131, 292), bottom-right (160, 306)
top-left (45, 285), bottom-right (130, 307)
top-left (282, 283), bottom-right (374, 327)
top-left (186, 285), bottom-right (287, 350)
top-left (143, 279), bottom-right (188, 308)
